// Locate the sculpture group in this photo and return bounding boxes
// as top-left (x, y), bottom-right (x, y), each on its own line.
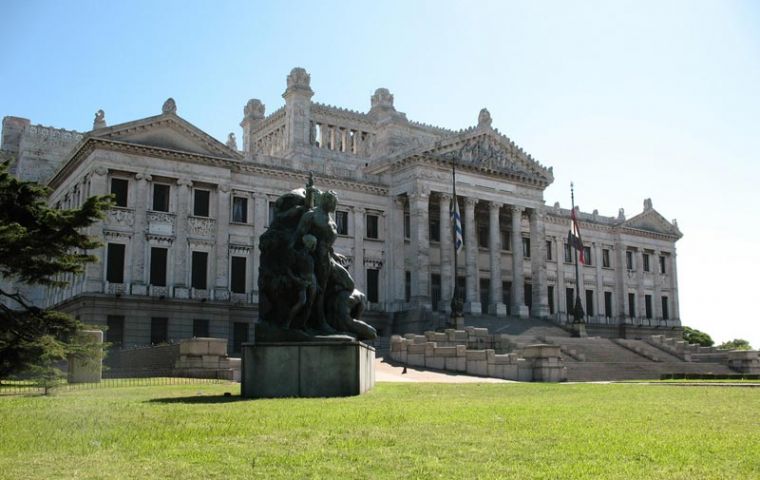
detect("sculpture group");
top-left (257, 175), bottom-right (377, 342)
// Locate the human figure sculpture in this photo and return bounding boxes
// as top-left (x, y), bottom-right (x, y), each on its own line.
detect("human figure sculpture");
top-left (257, 175), bottom-right (377, 342)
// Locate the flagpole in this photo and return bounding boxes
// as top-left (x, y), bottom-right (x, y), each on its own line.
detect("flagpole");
top-left (450, 155), bottom-right (462, 321)
top-left (570, 182), bottom-right (584, 325)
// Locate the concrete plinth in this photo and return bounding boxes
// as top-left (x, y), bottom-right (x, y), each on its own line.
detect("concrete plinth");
top-left (67, 329), bottom-right (103, 384)
top-left (241, 341), bottom-right (375, 398)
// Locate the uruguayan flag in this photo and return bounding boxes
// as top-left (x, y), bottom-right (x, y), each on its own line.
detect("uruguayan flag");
top-left (452, 197), bottom-right (463, 255)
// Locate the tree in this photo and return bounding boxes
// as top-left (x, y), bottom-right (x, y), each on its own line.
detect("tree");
top-left (682, 326), bottom-right (714, 347)
top-left (0, 161), bottom-right (112, 381)
top-left (717, 339), bottom-right (753, 351)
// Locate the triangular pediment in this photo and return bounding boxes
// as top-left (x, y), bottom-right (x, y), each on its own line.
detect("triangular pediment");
top-left (89, 113), bottom-right (240, 159)
top-left (624, 208), bottom-right (682, 238)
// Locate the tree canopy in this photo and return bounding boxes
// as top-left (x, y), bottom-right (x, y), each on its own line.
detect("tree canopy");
top-left (0, 161), bottom-right (112, 380)
top-left (682, 326), bottom-right (714, 347)
top-left (717, 339), bottom-right (753, 351)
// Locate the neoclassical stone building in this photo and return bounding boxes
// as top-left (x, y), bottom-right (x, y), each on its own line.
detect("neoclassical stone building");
top-left (0, 67), bottom-right (683, 351)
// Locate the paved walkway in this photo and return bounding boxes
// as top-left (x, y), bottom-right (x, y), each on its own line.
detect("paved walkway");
top-left (375, 358), bottom-right (512, 383)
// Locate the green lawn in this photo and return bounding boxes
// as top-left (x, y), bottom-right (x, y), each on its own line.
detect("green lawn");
top-left (0, 382), bottom-right (758, 479)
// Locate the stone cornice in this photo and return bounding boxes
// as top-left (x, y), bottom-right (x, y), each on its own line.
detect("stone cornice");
top-left (545, 211), bottom-right (681, 242)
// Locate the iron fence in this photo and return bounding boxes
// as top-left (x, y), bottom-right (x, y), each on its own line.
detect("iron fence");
top-left (0, 376), bottom-right (232, 396)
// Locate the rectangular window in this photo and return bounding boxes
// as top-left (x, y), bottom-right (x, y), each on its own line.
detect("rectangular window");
top-left (660, 255), bottom-right (667, 274)
top-left (585, 289), bottom-right (594, 317)
top-left (628, 293), bottom-right (636, 318)
top-left (456, 276), bottom-right (466, 302)
top-left (268, 202), bottom-right (276, 226)
top-left (478, 226), bottom-right (489, 248)
top-left (566, 288), bottom-right (575, 316)
top-left (583, 246), bottom-right (592, 265)
top-left (403, 212), bottom-right (410, 239)
top-left (405, 271), bottom-right (411, 302)
top-left (106, 243), bottom-right (125, 283)
top-left (502, 281), bottom-right (512, 309)
top-left (106, 315), bottom-right (125, 348)
top-left (191, 251), bottom-right (208, 290)
top-left (232, 322), bottom-right (248, 354)
top-left (522, 237), bottom-right (531, 258)
top-left (643, 254), bottom-right (650, 272)
top-left (366, 268), bottom-right (379, 303)
top-left (547, 285), bottom-right (555, 314)
top-left (602, 249), bottom-right (610, 268)
top-left (645, 294), bottom-right (652, 319)
top-left (152, 184), bottom-right (170, 212)
top-left (366, 214), bottom-right (379, 239)
top-left (110, 178), bottom-right (128, 207)
top-left (661, 296), bottom-right (669, 320)
top-left (431, 274), bottom-right (442, 311)
top-left (149, 247), bottom-right (168, 286)
top-left (604, 291), bottom-right (613, 319)
top-left (193, 319), bottom-right (209, 338)
top-left (336, 211), bottom-right (348, 235)
top-left (430, 218), bottom-right (441, 242)
top-left (501, 231), bottom-right (511, 251)
top-left (546, 240), bottom-right (552, 261)
top-left (232, 196), bottom-right (248, 223)
top-left (150, 317), bottom-right (168, 345)
top-left (230, 256), bottom-right (246, 294)
top-left (626, 251), bottom-right (634, 270)
top-left (564, 243), bottom-right (572, 263)
top-left (480, 278), bottom-right (490, 307)
top-left (524, 283), bottom-right (532, 312)
top-left (193, 189), bottom-right (210, 217)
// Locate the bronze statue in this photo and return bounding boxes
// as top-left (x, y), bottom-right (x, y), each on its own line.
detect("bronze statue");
top-left (257, 175), bottom-right (377, 342)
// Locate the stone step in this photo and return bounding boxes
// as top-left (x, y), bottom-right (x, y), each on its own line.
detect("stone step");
top-left (566, 362), bottom-right (736, 381)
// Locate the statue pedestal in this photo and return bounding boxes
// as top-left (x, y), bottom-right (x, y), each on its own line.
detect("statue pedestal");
top-left (241, 341), bottom-right (375, 398)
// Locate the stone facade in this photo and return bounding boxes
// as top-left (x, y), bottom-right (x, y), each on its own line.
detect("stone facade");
top-left (0, 67), bottom-right (683, 352)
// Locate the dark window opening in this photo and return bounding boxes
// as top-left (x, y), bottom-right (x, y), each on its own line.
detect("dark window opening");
top-left (230, 256), bottom-right (246, 294)
top-left (604, 291), bottom-right (613, 319)
top-left (430, 218), bottom-right (441, 242)
top-left (643, 254), bottom-right (650, 272)
top-left (548, 285), bottom-right (555, 314)
top-left (193, 319), bottom-right (209, 338)
top-left (232, 196), bottom-right (248, 223)
top-left (660, 255), bottom-right (667, 274)
top-left (546, 240), bottom-right (552, 261)
top-left (522, 238), bottom-right (531, 258)
top-left (232, 322), bottom-right (248, 354)
top-left (564, 243), bottom-right (572, 263)
top-left (106, 315), bottom-right (124, 349)
top-left (602, 249), bottom-right (611, 268)
top-left (628, 293), bottom-right (636, 318)
top-left (191, 251), bottom-right (208, 290)
top-left (403, 212), bottom-right (410, 239)
top-left (480, 278), bottom-right (490, 307)
top-left (366, 269), bottom-right (379, 303)
top-left (583, 246), bottom-right (592, 265)
top-left (431, 274), bottom-right (442, 311)
top-left (106, 243), bottom-right (125, 283)
top-left (645, 294), bottom-right (652, 319)
top-left (336, 211), bottom-right (348, 235)
top-left (366, 215), bottom-right (379, 239)
top-left (152, 184), bottom-right (170, 212)
top-left (404, 271), bottom-right (411, 302)
top-left (501, 231), bottom-right (511, 251)
top-left (478, 226), bottom-right (489, 248)
top-left (150, 317), bottom-right (168, 345)
top-left (149, 247), bottom-right (168, 286)
top-left (661, 296), bottom-right (669, 320)
top-left (566, 288), bottom-right (575, 315)
top-left (626, 251), bottom-right (634, 270)
top-left (585, 289), bottom-right (594, 317)
top-left (193, 189), bottom-right (210, 217)
top-left (110, 178), bottom-right (128, 207)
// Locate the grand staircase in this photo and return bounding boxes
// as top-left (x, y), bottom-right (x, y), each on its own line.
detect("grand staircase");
top-left (455, 313), bottom-right (736, 381)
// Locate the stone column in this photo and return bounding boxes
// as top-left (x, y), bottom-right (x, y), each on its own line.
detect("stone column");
top-left (636, 250), bottom-right (645, 323)
top-left (653, 251), bottom-right (663, 323)
top-left (614, 240), bottom-right (628, 324)
top-left (594, 242), bottom-right (604, 323)
top-left (464, 197), bottom-right (481, 314)
top-left (85, 166), bottom-right (108, 293)
top-left (488, 201), bottom-right (506, 316)
top-left (529, 208), bottom-right (549, 318)
top-left (439, 193), bottom-right (453, 312)
top-left (387, 196), bottom-right (406, 310)
top-left (409, 191), bottom-right (431, 309)
top-left (352, 206), bottom-right (366, 292)
top-left (214, 184), bottom-right (231, 301)
top-left (555, 236), bottom-right (565, 322)
top-left (670, 251), bottom-right (680, 324)
top-left (130, 173), bottom-right (151, 295)
top-left (251, 192), bottom-right (268, 302)
top-left (510, 206), bottom-right (529, 318)
top-left (173, 178), bottom-right (192, 299)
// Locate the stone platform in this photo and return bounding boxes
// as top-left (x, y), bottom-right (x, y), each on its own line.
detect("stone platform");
top-left (241, 341), bottom-right (375, 398)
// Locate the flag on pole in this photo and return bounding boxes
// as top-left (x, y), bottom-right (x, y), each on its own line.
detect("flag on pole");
top-left (568, 207), bottom-right (585, 264)
top-left (452, 197), bottom-right (463, 255)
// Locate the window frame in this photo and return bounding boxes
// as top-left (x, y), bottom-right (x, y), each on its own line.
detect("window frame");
top-left (152, 183), bottom-right (171, 212)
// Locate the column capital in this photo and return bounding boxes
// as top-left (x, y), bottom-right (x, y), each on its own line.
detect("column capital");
top-left (218, 183), bottom-right (231, 193)
top-left (252, 191), bottom-right (268, 200)
top-left (510, 205), bottom-right (524, 214)
top-left (177, 178), bottom-right (193, 187)
top-left (439, 192), bottom-right (452, 202)
top-left (92, 166), bottom-right (108, 176)
top-left (353, 206), bottom-right (366, 215)
top-left (394, 195), bottom-right (407, 208)
top-left (135, 172), bottom-right (152, 182)
top-left (464, 197), bottom-right (478, 208)
top-left (489, 201), bottom-right (503, 213)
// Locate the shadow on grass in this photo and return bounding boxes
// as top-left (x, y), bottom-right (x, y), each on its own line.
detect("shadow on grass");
top-left (147, 394), bottom-right (252, 404)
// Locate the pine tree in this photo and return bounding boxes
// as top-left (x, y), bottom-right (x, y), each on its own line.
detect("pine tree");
top-left (0, 161), bottom-right (112, 381)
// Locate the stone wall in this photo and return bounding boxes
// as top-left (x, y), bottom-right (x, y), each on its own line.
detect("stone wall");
top-left (389, 330), bottom-right (566, 382)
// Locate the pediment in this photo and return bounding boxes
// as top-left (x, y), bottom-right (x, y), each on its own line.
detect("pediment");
top-left (623, 209), bottom-right (682, 238)
top-left (416, 128), bottom-right (553, 186)
top-left (89, 114), bottom-right (240, 159)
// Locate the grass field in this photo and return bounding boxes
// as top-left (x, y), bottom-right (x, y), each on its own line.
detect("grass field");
top-left (1, 382), bottom-right (758, 479)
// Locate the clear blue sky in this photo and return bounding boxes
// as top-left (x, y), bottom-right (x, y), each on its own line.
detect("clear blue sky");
top-left (2, 0), bottom-right (759, 347)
